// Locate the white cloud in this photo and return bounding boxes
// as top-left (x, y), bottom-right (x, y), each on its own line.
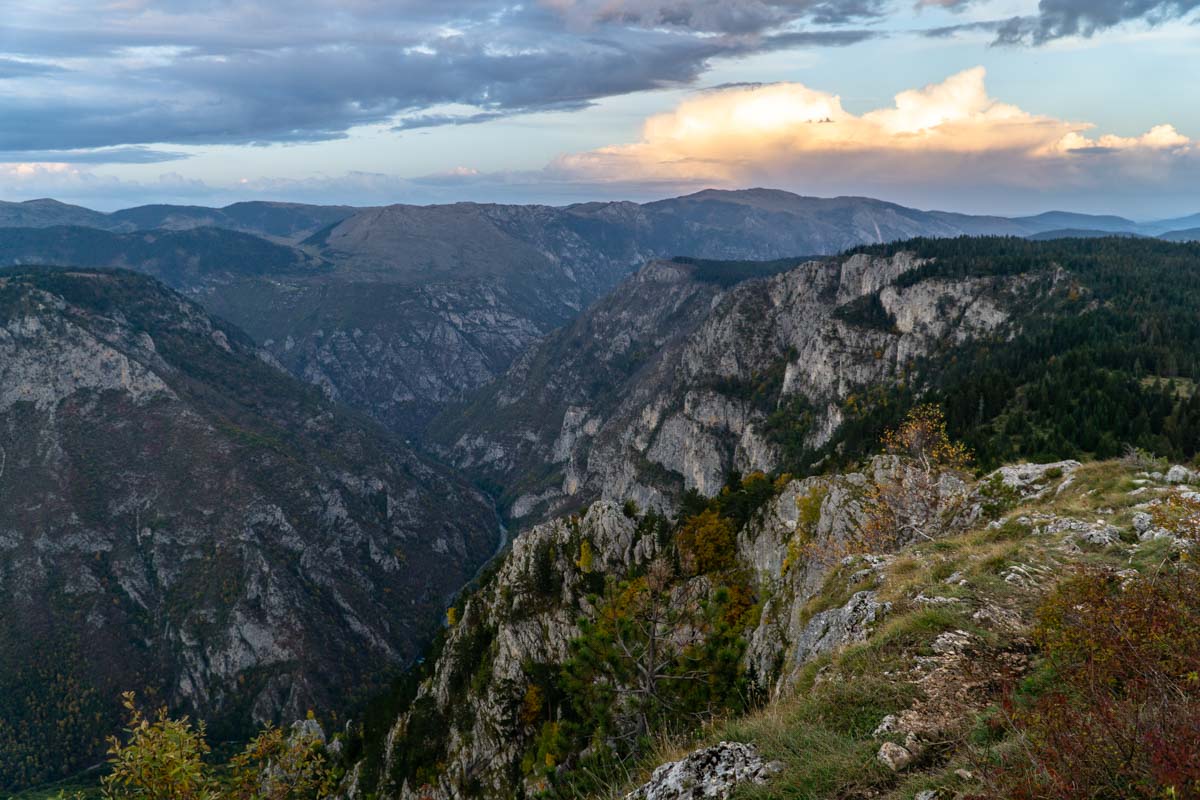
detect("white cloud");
top-left (1055, 123), bottom-right (1191, 153)
top-left (549, 67), bottom-right (1197, 206)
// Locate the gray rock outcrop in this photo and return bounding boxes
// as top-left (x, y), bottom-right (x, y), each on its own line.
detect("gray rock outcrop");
top-left (624, 742), bottom-right (782, 800)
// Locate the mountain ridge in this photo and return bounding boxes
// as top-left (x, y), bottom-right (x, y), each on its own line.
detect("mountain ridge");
top-left (3, 191), bottom-right (1199, 442)
top-left (4, 189), bottom-right (1194, 242)
top-left (432, 237), bottom-right (1200, 527)
top-left (0, 266), bottom-right (498, 790)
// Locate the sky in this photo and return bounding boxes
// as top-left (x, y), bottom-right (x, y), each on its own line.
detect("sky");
top-left (1, 0), bottom-right (1198, 217)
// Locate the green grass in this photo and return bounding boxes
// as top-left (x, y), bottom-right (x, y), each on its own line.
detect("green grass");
top-left (5, 774), bottom-right (101, 800)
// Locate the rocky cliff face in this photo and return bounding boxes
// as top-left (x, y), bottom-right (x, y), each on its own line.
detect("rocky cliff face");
top-left (260, 191), bottom-right (1047, 435)
top-left (219, 194), bottom-right (844, 434)
top-left (348, 501), bottom-right (648, 800)
top-left (342, 457), bottom-right (941, 800)
top-left (345, 449), bottom-right (1195, 800)
top-left (433, 250), bottom-right (1024, 523)
top-left (0, 268), bottom-right (498, 790)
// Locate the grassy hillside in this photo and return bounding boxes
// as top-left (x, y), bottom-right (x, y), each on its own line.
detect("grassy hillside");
top-left (598, 458), bottom-right (1200, 799)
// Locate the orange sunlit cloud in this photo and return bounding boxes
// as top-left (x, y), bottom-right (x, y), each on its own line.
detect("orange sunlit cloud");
top-left (552, 68), bottom-right (1196, 192)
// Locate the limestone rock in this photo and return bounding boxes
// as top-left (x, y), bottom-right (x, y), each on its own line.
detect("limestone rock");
top-left (877, 741), bottom-right (915, 772)
top-left (794, 591), bottom-right (891, 664)
top-left (1166, 465), bottom-right (1198, 484)
top-left (0, 269), bottom-right (498, 784)
top-left (624, 742), bottom-right (782, 800)
top-left (434, 250), bottom-right (1022, 524)
top-left (988, 461), bottom-right (1080, 500)
top-left (1076, 524), bottom-right (1122, 547)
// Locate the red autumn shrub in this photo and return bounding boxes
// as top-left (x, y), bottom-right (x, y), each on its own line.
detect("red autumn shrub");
top-left (976, 567), bottom-right (1200, 799)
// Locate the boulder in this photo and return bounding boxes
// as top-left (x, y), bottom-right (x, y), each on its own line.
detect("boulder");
top-left (1166, 465), bottom-right (1197, 485)
top-left (1076, 524), bottom-right (1122, 547)
top-left (794, 591), bottom-right (891, 663)
top-left (877, 741), bottom-right (914, 772)
top-left (988, 461), bottom-right (1080, 499)
top-left (624, 742), bottom-right (782, 800)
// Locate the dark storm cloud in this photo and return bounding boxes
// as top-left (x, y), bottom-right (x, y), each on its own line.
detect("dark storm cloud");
top-left (998, 0), bottom-right (1200, 43)
top-left (557, 0), bottom-right (888, 32)
top-left (393, 112), bottom-right (509, 131)
top-left (923, 0), bottom-right (1200, 43)
top-left (0, 0), bottom-right (879, 154)
top-left (921, 19), bottom-right (1002, 38)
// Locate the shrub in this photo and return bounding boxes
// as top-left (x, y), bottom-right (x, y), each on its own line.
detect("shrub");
top-left (531, 538), bottom-right (561, 597)
top-left (518, 685), bottom-right (545, 728)
top-left (99, 692), bottom-right (334, 800)
top-left (1152, 493), bottom-right (1200, 545)
top-left (575, 539), bottom-right (594, 573)
top-left (228, 719), bottom-right (334, 800)
top-left (714, 471), bottom-right (777, 529)
top-left (676, 509), bottom-right (737, 575)
top-left (103, 693), bottom-right (215, 800)
top-left (815, 405), bottom-right (972, 562)
top-left (784, 485), bottom-right (827, 574)
top-left (976, 567), bottom-right (1200, 799)
top-left (978, 474), bottom-right (1021, 520)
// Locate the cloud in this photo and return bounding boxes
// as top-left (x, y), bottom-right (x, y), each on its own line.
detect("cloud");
top-left (5, 73), bottom-right (1199, 216)
top-left (925, 0), bottom-right (1200, 43)
top-left (0, 146), bottom-right (187, 165)
top-left (1017, 0), bottom-right (1200, 43)
top-left (0, 0), bottom-right (1190, 160)
top-left (547, 67), bottom-right (1199, 210)
top-left (543, 0), bottom-right (889, 32)
top-left (0, 57), bottom-right (62, 79)
top-left (0, 0), bottom-right (876, 154)
top-left (393, 112), bottom-right (509, 131)
top-left (0, 162), bottom-right (210, 202)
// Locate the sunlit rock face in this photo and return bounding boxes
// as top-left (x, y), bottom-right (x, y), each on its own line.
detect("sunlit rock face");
top-left (434, 249), bottom-right (1017, 525)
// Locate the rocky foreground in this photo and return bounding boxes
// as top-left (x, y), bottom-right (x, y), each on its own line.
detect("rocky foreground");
top-left (343, 452), bottom-right (1200, 799)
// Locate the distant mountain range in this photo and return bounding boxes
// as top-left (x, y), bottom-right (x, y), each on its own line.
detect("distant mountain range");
top-left (1160, 227), bottom-right (1200, 242)
top-left (1, 189), bottom-right (1197, 440)
top-left (4, 190), bottom-right (1197, 242)
top-left (0, 198), bottom-right (355, 243)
